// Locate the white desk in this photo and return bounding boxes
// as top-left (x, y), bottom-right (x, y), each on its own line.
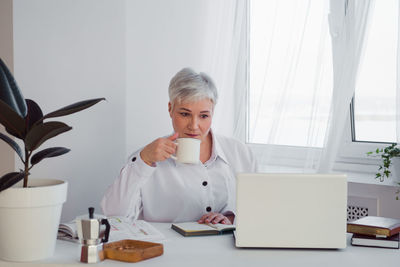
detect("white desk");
top-left (1, 223), bottom-right (399, 267)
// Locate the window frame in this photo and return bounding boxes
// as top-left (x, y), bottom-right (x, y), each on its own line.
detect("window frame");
top-left (246, 104), bottom-right (399, 186)
top-left (333, 98), bottom-right (398, 185)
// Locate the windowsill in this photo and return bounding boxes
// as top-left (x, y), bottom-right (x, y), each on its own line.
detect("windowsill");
top-left (257, 164), bottom-right (400, 188)
top-left (341, 171), bottom-right (400, 187)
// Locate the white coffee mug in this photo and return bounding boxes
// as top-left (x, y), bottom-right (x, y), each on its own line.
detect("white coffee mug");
top-left (171, 138), bottom-right (201, 164)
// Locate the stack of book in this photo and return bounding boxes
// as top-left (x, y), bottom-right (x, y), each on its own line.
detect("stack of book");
top-left (347, 216), bottom-right (400, 249)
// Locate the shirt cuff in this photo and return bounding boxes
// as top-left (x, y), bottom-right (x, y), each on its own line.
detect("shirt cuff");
top-left (128, 151), bottom-right (156, 177)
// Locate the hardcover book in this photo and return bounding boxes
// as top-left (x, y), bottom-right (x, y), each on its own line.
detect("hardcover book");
top-left (171, 222), bottom-right (235, 237)
top-left (351, 233), bottom-right (399, 249)
top-left (347, 216), bottom-right (400, 237)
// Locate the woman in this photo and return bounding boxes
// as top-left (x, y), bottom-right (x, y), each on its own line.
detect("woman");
top-left (101, 68), bottom-right (257, 224)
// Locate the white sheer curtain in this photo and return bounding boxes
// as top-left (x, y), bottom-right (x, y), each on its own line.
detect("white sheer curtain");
top-left (242, 0), bottom-right (374, 172)
top-left (204, 0), bottom-right (374, 173)
top-left (319, 0), bottom-right (373, 172)
top-left (246, 0), bottom-right (333, 172)
top-left (199, 0), bottom-right (247, 138)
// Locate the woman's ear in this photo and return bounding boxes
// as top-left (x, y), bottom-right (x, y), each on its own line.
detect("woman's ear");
top-left (168, 102), bottom-right (172, 117)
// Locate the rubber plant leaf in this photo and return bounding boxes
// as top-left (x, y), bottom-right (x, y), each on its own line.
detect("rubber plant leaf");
top-left (42, 98), bottom-right (105, 120)
top-left (0, 171), bottom-right (25, 192)
top-left (25, 99), bottom-right (43, 133)
top-left (0, 99), bottom-right (25, 138)
top-left (0, 58), bottom-right (27, 118)
top-left (31, 147), bottom-right (70, 166)
top-left (0, 132), bottom-right (23, 161)
top-left (5, 125), bottom-right (21, 139)
top-left (25, 121), bottom-right (72, 151)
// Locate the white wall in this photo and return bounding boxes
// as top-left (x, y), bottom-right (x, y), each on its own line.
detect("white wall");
top-left (126, 0), bottom-right (207, 154)
top-left (125, 0), bottom-right (238, 155)
top-left (0, 0), bottom-right (15, 175)
top-left (13, 0), bottom-right (126, 221)
top-left (349, 182), bottom-right (400, 219)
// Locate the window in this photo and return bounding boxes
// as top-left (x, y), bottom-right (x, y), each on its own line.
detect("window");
top-left (248, 0), bottom-right (332, 148)
top-left (247, 0), bottom-right (399, 181)
top-left (352, 0), bottom-right (398, 144)
top-left (336, 0), bottom-right (400, 184)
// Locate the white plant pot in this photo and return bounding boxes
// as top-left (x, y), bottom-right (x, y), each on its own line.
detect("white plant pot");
top-left (0, 179), bottom-right (67, 262)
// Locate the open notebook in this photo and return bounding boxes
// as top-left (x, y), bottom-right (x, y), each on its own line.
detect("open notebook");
top-left (171, 222), bottom-right (235, 236)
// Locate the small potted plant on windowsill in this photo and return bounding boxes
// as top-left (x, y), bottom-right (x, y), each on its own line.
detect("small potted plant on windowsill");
top-left (367, 143), bottom-right (400, 199)
top-left (367, 143), bottom-right (400, 181)
top-left (0, 58), bottom-right (105, 262)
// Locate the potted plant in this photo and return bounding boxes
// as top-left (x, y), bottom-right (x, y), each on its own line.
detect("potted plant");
top-left (0, 58), bottom-right (104, 262)
top-left (367, 143), bottom-right (400, 181)
top-left (367, 143), bottom-right (400, 199)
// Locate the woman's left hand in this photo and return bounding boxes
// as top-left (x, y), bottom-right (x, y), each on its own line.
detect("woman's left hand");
top-left (197, 212), bottom-right (232, 225)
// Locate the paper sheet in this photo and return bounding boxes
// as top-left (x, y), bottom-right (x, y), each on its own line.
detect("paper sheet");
top-left (108, 217), bottom-right (165, 242)
top-left (58, 217), bottom-right (165, 243)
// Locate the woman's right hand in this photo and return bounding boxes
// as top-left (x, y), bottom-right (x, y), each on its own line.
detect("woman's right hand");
top-left (140, 132), bottom-right (179, 166)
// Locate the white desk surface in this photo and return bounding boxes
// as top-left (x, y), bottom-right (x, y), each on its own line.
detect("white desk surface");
top-left (1, 223), bottom-right (399, 267)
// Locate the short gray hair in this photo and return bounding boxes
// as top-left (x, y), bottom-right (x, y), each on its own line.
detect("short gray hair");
top-left (168, 68), bottom-right (218, 108)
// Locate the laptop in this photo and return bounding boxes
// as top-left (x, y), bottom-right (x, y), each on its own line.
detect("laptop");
top-left (235, 173), bottom-right (347, 249)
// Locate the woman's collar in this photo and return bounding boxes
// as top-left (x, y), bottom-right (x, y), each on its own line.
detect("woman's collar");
top-left (209, 129), bottom-right (229, 166)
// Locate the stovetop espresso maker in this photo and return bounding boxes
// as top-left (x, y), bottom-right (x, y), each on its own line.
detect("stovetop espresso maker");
top-left (76, 207), bottom-right (110, 263)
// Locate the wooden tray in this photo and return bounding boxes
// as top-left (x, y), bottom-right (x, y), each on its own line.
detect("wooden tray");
top-left (103, 239), bottom-right (163, 263)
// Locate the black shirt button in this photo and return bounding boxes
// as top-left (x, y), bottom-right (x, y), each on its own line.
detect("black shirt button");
top-left (132, 157), bottom-right (137, 162)
top-left (206, 206), bottom-right (211, 212)
top-left (202, 181), bottom-right (208, 186)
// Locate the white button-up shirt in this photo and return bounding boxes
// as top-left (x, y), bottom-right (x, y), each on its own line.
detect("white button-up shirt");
top-left (100, 132), bottom-right (257, 222)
